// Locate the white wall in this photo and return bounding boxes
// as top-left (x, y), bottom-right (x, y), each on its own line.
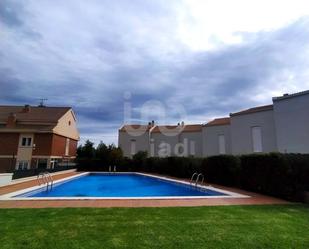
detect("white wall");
top-left (202, 125), bottom-right (232, 156)
top-left (150, 132), bottom-right (180, 157)
top-left (53, 110), bottom-right (80, 140)
top-left (179, 132), bottom-right (203, 157)
top-left (273, 93), bottom-right (309, 153)
top-left (118, 131), bottom-right (150, 157)
top-left (230, 110), bottom-right (277, 154)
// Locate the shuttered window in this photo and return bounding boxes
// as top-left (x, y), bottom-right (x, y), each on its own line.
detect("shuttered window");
top-left (218, 134), bottom-right (226, 154)
top-left (251, 126), bottom-right (263, 152)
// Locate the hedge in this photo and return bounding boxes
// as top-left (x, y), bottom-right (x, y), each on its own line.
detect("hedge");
top-left (77, 153), bottom-right (309, 202)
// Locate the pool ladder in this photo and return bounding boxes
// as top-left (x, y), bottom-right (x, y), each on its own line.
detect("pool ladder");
top-left (37, 172), bottom-right (54, 190)
top-left (190, 172), bottom-right (205, 190)
top-left (108, 166), bottom-right (117, 173)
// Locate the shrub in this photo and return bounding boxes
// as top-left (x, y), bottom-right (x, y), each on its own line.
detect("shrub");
top-left (202, 155), bottom-right (240, 186)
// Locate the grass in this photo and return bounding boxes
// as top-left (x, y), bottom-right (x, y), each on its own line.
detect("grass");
top-left (0, 204), bottom-right (308, 249)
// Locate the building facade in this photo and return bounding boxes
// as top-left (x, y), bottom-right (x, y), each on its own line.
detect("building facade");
top-left (230, 105), bottom-right (277, 155)
top-left (118, 90), bottom-right (309, 157)
top-left (202, 117), bottom-right (232, 156)
top-left (0, 105), bottom-right (79, 173)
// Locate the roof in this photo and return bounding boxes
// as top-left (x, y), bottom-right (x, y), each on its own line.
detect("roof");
top-left (151, 124), bottom-right (202, 133)
top-left (272, 89), bottom-right (309, 101)
top-left (151, 125), bottom-right (180, 133)
top-left (230, 104), bottom-right (273, 117)
top-left (119, 124), bottom-right (152, 132)
top-left (0, 106), bottom-right (71, 124)
top-left (182, 124), bottom-right (203, 132)
top-left (205, 117), bottom-right (230, 127)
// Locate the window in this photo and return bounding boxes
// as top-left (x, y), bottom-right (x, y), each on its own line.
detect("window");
top-left (65, 138), bottom-right (70, 156)
top-left (50, 158), bottom-right (59, 169)
top-left (17, 161), bottom-right (29, 170)
top-left (21, 137), bottom-right (32, 147)
top-left (130, 139), bottom-right (136, 155)
top-left (218, 134), bottom-right (226, 154)
top-left (251, 126), bottom-right (263, 152)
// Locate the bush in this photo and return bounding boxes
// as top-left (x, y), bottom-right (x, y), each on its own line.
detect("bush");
top-left (202, 155), bottom-right (241, 186)
top-left (239, 153), bottom-right (309, 201)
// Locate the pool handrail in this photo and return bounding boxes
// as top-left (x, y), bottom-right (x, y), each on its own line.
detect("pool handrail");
top-left (37, 172), bottom-right (54, 190)
top-left (190, 172), bottom-right (198, 185)
top-left (195, 173), bottom-right (204, 188)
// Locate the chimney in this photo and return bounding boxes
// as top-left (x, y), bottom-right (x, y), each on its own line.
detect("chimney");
top-left (283, 93), bottom-right (289, 97)
top-left (6, 113), bottom-right (17, 128)
top-left (181, 121), bottom-right (185, 126)
top-left (21, 104), bottom-right (31, 113)
top-left (151, 120), bottom-right (155, 127)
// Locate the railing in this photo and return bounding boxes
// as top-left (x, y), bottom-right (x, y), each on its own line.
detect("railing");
top-left (108, 166), bottom-right (117, 173)
top-left (190, 172), bottom-right (205, 191)
top-left (195, 173), bottom-right (204, 188)
top-left (190, 172), bottom-right (198, 185)
top-left (37, 172), bottom-right (54, 190)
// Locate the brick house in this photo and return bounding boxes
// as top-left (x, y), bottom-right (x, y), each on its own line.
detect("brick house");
top-left (0, 105), bottom-right (80, 173)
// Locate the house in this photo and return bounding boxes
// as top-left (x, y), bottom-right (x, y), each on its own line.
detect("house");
top-left (0, 105), bottom-right (80, 173)
top-left (230, 105), bottom-right (277, 154)
top-left (151, 123), bottom-right (203, 157)
top-left (118, 122), bottom-right (203, 157)
top-left (273, 90), bottom-right (309, 153)
top-left (118, 90), bottom-right (309, 157)
top-left (202, 117), bottom-right (231, 156)
top-left (118, 123), bottom-right (154, 157)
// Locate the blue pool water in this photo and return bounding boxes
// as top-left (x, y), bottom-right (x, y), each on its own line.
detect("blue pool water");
top-left (16, 173), bottom-right (228, 198)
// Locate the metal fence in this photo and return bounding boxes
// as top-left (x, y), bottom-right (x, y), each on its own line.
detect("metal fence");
top-left (12, 166), bottom-right (76, 180)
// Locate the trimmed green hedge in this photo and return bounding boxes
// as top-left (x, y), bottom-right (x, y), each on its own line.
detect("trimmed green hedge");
top-left (77, 153), bottom-right (309, 202)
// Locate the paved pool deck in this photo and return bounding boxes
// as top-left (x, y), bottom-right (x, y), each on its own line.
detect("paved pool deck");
top-left (0, 171), bottom-right (289, 208)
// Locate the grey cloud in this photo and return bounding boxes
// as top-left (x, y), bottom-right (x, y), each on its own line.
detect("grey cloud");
top-left (1, 0), bottom-right (309, 144)
top-left (0, 0), bottom-right (23, 27)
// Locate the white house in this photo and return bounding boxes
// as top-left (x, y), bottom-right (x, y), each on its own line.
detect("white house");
top-left (202, 117), bottom-right (231, 156)
top-left (230, 105), bottom-right (277, 154)
top-left (273, 91), bottom-right (309, 153)
top-left (118, 124), bottom-right (153, 157)
top-left (118, 90), bottom-right (309, 157)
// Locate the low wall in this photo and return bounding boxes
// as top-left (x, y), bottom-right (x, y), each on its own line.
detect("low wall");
top-left (0, 173), bottom-right (13, 187)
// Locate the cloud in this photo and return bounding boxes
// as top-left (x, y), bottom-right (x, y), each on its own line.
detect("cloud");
top-left (1, 1), bottom-right (309, 145)
top-left (0, 0), bottom-right (24, 27)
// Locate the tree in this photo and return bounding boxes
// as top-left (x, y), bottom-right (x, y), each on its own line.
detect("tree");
top-left (133, 151), bottom-right (148, 161)
top-left (96, 141), bottom-right (109, 160)
top-left (77, 140), bottom-right (95, 159)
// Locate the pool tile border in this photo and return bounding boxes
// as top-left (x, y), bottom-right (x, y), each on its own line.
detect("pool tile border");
top-left (0, 171), bottom-right (289, 208)
top-left (0, 172), bottom-right (249, 200)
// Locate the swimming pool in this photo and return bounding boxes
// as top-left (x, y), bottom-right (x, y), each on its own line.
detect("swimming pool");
top-left (2, 173), bottom-right (247, 199)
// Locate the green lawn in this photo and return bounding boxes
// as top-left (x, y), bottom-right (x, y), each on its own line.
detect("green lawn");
top-left (0, 205), bottom-right (308, 249)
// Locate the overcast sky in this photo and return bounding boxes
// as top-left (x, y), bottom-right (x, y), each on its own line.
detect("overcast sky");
top-left (1, 0), bottom-right (309, 145)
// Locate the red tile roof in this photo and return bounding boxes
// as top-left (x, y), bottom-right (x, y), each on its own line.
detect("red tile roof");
top-left (230, 104), bottom-right (273, 117)
top-left (151, 124), bottom-right (202, 133)
top-left (205, 117), bottom-right (230, 127)
top-left (182, 124), bottom-right (203, 132)
top-left (0, 106), bottom-right (71, 124)
top-left (151, 125), bottom-right (180, 133)
top-left (119, 124), bottom-right (152, 132)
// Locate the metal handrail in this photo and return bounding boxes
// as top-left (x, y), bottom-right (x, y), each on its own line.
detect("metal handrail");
top-left (37, 172), bottom-right (54, 190)
top-left (37, 172), bottom-right (46, 185)
top-left (43, 172), bottom-right (54, 188)
top-left (190, 173), bottom-right (198, 185)
top-left (195, 173), bottom-right (204, 188)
